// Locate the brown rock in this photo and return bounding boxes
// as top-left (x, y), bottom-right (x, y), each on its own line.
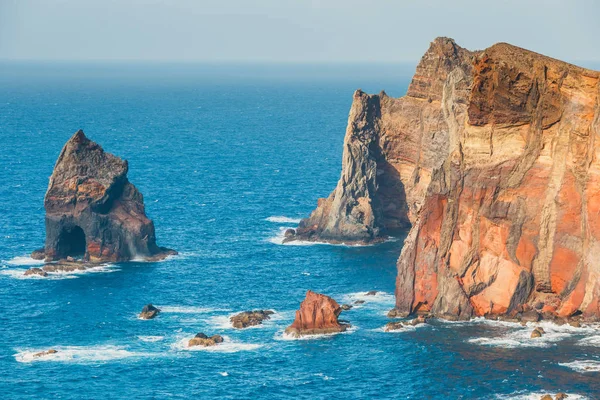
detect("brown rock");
top-left (521, 311), bottom-right (541, 323)
top-left (188, 333), bottom-right (223, 347)
top-left (540, 396), bottom-right (553, 400)
top-left (341, 304), bottom-right (353, 311)
top-left (230, 310), bottom-right (274, 329)
top-left (33, 349), bottom-right (57, 358)
top-left (387, 308), bottom-right (403, 318)
top-left (365, 290), bottom-right (378, 296)
top-left (384, 322), bottom-right (404, 332)
top-left (568, 320), bottom-right (581, 328)
top-left (33, 130), bottom-right (176, 263)
top-left (555, 393), bottom-right (568, 400)
top-left (31, 248), bottom-right (45, 260)
top-left (284, 290), bottom-right (349, 337)
top-left (24, 268), bottom-right (48, 277)
top-left (139, 304), bottom-right (160, 320)
top-left (354, 300), bottom-right (365, 305)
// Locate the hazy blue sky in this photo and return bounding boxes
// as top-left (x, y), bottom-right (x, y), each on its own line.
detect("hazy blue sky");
top-left (1, 0), bottom-right (598, 63)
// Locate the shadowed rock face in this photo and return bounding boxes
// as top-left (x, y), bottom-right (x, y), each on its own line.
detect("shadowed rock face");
top-left (297, 37), bottom-right (600, 320)
top-left (291, 38), bottom-right (474, 244)
top-left (34, 130), bottom-right (176, 262)
top-left (285, 290), bottom-right (349, 337)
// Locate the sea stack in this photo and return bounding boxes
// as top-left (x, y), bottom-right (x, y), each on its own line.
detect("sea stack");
top-left (32, 130), bottom-right (176, 262)
top-left (296, 37), bottom-right (600, 321)
top-left (285, 290), bottom-right (349, 337)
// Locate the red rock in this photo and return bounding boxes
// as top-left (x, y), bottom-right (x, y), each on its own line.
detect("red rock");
top-left (285, 290), bottom-right (349, 337)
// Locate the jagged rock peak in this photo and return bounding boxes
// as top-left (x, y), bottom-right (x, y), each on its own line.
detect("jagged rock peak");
top-left (33, 130), bottom-right (176, 263)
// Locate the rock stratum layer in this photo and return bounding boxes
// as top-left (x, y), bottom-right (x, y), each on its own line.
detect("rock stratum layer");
top-left (34, 130), bottom-right (176, 262)
top-left (297, 38), bottom-right (600, 320)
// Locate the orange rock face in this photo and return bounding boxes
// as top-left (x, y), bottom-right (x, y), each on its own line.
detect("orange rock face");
top-left (285, 291), bottom-right (348, 337)
top-left (300, 37), bottom-right (600, 320)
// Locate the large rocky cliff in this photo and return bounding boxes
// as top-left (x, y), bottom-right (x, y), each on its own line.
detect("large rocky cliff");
top-left (34, 130), bottom-right (175, 262)
top-left (296, 38), bottom-right (600, 320)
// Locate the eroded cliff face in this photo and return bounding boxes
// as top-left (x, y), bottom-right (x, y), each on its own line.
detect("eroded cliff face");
top-left (397, 42), bottom-right (600, 320)
top-left (298, 37), bottom-right (600, 320)
top-left (293, 38), bottom-right (475, 244)
top-left (35, 130), bottom-right (176, 262)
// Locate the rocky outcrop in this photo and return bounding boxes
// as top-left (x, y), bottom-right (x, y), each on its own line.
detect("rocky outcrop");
top-left (298, 37), bottom-right (600, 320)
top-left (395, 40), bottom-right (600, 321)
top-left (139, 304), bottom-right (160, 320)
top-left (188, 333), bottom-right (224, 347)
top-left (290, 38), bottom-right (474, 244)
top-left (33, 349), bottom-right (58, 358)
top-left (32, 130), bottom-right (176, 262)
top-left (285, 290), bottom-right (349, 337)
top-left (230, 310), bottom-right (274, 328)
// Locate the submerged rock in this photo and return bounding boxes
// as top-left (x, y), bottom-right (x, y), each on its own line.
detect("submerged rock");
top-left (33, 349), bottom-right (57, 358)
top-left (139, 304), bottom-right (160, 320)
top-left (230, 310), bottom-right (274, 329)
top-left (188, 333), bottom-right (224, 347)
top-left (384, 322), bottom-right (404, 332)
top-left (341, 304), bottom-right (353, 311)
top-left (24, 268), bottom-right (48, 277)
top-left (32, 130), bottom-right (176, 263)
top-left (365, 290), bottom-right (378, 296)
top-left (285, 290), bottom-right (349, 337)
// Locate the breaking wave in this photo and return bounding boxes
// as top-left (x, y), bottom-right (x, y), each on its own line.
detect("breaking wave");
top-left (14, 345), bottom-right (153, 363)
top-left (3, 256), bottom-right (45, 266)
top-left (559, 360), bottom-right (600, 373)
top-left (0, 264), bottom-right (118, 280)
top-left (265, 216), bottom-right (302, 223)
top-left (274, 325), bottom-right (358, 341)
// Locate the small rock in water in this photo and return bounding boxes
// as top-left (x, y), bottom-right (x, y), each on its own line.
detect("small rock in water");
top-left (354, 300), bottom-right (365, 305)
top-left (568, 320), bottom-right (581, 328)
top-left (31, 248), bottom-right (45, 260)
top-left (282, 229), bottom-right (296, 243)
top-left (139, 304), bottom-right (160, 320)
top-left (33, 349), bottom-right (58, 358)
top-left (540, 396), bottom-right (553, 400)
top-left (24, 268), bottom-right (48, 277)
top-left (531, 327), bottom-right (544, 338)
top-left (384, 322), bottom-right (404, 332)
top-left (341, 304), bottom-right (353, 311)
top-left (230, 310), bottom-right (274, 329)
top-left (555, 393), bottom-right (568, 400)
top-left (188, 333), bottom-right (223, 347)
top-left (365, 290), bottom-right (378, 296)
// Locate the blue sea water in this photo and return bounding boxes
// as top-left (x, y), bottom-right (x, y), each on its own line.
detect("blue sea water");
top-left (0, 63), bottom-right (599, 399)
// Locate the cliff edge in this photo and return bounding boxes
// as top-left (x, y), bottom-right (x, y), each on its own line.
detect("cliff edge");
top-left (296, 38), bottom-right (600, 320)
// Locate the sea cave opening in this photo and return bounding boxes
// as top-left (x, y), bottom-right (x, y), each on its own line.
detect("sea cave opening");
top-left (56, 225), bottom-right (87, 259)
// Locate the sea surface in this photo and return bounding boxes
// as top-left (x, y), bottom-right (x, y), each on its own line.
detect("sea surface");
top-left (0, 63), bottom-right (599, 399)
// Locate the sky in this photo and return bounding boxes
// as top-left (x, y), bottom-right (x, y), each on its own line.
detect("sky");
top-left (0, 0), bottom-right (599, 64)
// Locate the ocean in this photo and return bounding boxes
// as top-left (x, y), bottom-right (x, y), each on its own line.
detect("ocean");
top-left (0, 63), bottom-right (598, 399)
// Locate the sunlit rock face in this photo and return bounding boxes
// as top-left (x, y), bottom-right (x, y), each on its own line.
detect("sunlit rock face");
top-left (36, 130), bottom-right (176, 262)
top-left (297, 37), bottom-right (600, 320)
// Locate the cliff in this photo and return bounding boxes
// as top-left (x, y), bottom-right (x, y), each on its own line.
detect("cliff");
top-left (297, 38), bottom-right (600, 320)
top-left (33, 130), bottom-right (176, 262)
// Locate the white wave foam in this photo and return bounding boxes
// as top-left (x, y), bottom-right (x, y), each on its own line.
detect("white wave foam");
top-left (219, 372), bottom-right (229, 377)
top-left (0, 264), bottom-right (118, 280)
top-left (467, 321), bottom-right (588, 348)
top-left (577, 335), bottom-right (600, 347)
top-left (341, 291), bottom-right (395, 307)
top-left (172, 335), bottom-right (262, 353)
top-left (495, 392), bottom-right (587, 399)
top-left (274, 325), bottom-right (358, 341)
top-left (265, 216), bottom-right (302, 224)
top-left (158, 306), bottom-right (228, 314)
top-left (559, 360), bottom-right (600, 373)
top-left (137, 336), bottom-right (164, 342)
top-left (4, 256), bottom-right (45, 266)
top-left (14, 345), bottom-right (152, 363)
